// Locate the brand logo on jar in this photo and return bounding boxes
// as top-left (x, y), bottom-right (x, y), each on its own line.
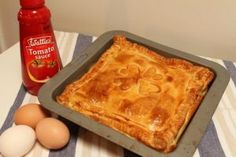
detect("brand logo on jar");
top-left (27, 36), bottom-right (52, 47)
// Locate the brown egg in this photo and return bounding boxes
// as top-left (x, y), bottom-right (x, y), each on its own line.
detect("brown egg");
top-left (35, 118), bottom-right (70, 149)
top-left (14, 103), bottom-right (51, 129)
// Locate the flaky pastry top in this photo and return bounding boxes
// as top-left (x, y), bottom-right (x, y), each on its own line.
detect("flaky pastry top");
top-left (57, 35), bottom-right (214, 152)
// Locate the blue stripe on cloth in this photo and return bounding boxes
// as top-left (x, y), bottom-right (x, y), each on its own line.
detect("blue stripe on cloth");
top-left (72, 33), bottom-right (93, 59)
top-left (223, 60), bottom-right (236, 85)
top-left (197, 60), bottom-right (235, 157)
top-left (49, 33), bottom-right (93, 157)
top-left (198, 120), bottom-right (226, 157)
top-left (0, 84), bottom-right (26, 134)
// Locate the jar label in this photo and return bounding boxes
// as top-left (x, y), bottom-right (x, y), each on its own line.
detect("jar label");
top-left (23, 34), bottom-right (61, 83)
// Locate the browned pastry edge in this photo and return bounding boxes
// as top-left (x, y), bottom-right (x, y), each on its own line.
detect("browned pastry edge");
top-left (57, 35), bottom-right (215, 153)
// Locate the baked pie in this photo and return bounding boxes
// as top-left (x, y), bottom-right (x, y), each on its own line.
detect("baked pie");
top-left (57, 35), bottom-right (214, 152)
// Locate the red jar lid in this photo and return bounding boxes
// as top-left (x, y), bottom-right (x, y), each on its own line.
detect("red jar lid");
top-left (20, 0), bottom-right (45, 8)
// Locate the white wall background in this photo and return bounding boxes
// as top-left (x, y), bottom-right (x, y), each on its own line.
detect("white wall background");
top-left (0, 0), bottom-right (19, 52)
top-left (0, 0), bottom-right (236, 61)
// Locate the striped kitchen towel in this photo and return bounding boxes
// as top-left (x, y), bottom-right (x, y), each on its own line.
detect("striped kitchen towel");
top-left (1, 31), bottom-right (235, 157)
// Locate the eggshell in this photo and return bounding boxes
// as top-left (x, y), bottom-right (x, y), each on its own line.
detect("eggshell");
top-left (36, 118), bottom-right (70, 149)
top-left (0, 125), bottom-right (36, 157)
top-left (14, 103), bottom-right (51, 128)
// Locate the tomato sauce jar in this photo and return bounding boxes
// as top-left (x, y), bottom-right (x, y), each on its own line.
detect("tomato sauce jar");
top-left (18, 0), bottom-right (62, 95)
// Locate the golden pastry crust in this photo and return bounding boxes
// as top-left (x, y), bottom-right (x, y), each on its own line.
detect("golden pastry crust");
top-left (57, 35), bottom-right (214, 153)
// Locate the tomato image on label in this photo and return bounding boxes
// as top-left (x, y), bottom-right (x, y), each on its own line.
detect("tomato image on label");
top-left (27, 59), bottom-right (59, 83)
top-left (47, 60), bottom-right (59, 77)
top-left (28, 60), bottom-right (47, 80)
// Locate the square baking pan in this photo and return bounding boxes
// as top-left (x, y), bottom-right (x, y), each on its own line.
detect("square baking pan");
top-left (38, 30), bottom-right (230, 157)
